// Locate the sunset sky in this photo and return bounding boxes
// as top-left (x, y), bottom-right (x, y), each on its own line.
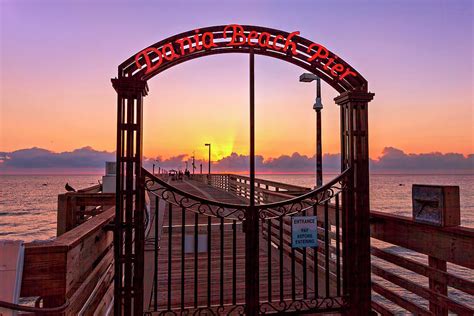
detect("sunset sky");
top-left (1, 0), bottom-right (473, 170)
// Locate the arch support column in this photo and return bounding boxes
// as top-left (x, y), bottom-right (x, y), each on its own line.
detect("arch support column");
top-left (335, 90), bottom-right (374, 315)
top-left (112, 77), bottom-right (148, 316)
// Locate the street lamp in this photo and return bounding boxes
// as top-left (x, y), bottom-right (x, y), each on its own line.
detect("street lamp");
top-left (204, 143), bottom-right (211, 174)
top-left (299, 73), bottom-right (323, 187)
top-left (191, 153), bottom-right (196, 174)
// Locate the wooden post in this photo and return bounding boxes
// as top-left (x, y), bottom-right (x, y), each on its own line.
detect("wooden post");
top-left (428, 256), bottom-right (448, 315)
top-left (57, 194), bottom-right (77, 236)
top-left (335, 90), bottom-right (374, 316)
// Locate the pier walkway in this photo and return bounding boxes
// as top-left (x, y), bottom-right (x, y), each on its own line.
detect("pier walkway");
top-left (7, 173), bottom-right (473, 315)
top-left (143, 178), bottom-right (331, 314)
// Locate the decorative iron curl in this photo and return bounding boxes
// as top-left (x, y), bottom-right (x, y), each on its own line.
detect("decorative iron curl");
top-left (143, 170), bottom-right (247, 221)
top-left (259, 297), bottom-right (347, 314)
top-left (149, 304), bottom-right (246, 316)
top-left (142, 168), bottom-right (350, 221)
top-left (256, 168), bottom-right (350, 220)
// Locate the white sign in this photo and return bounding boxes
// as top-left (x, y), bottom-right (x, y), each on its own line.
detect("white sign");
top-left (291, 216), bottom-right (318, 248)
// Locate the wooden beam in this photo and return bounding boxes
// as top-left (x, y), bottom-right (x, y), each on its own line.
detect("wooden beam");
top-left (372, 265), bottom-right (473, 315)
top-left (372, 282), bottom-right (431, 316)
top-left (371, 247), bottom-right (474, 296)
top-left (370, 211), bottom-right (474, 269)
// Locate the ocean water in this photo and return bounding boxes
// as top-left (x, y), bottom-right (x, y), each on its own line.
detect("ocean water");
top-left (260, 173), bottom-right (474, 227)
top-left (0, 175), bottom-right (101, 241)
top-left (0, 173), bottom-right (472, 240)
top-left (1, 173), bottom-right (473, 310)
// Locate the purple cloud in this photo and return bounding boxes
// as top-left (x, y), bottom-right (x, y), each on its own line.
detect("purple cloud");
top-left (0, 147), bottom-right (472, 174)
top-left (370, 147), bottom-right (474, 172)
top-left (0, 147), bottom-right (115, 171)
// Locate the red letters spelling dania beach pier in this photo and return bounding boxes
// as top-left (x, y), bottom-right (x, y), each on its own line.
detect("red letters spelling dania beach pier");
top-left (134, 24), bottom-right (357, 81)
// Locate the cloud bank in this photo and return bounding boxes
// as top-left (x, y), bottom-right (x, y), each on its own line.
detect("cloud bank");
top-left (0, 146), bottom-right (472, 174)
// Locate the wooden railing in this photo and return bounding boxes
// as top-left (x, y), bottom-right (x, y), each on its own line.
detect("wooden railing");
top-left (15, 185), bottom-right (115, 315)
top-left (191, 173), bottom-right (310, 203)
top-left (198, 173), bottom-right (474, 315)
top-left (370, 211), bottom-right (474, 315)
top-left (57, 185), bottom-right (114, 236)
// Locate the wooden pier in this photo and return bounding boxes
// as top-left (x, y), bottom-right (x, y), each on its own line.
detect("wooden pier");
top-left (2, 173), bottom-right (473, 315)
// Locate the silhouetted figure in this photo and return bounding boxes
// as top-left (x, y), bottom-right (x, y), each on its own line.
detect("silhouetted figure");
top-left (65, 183), bottom-right (76, 192)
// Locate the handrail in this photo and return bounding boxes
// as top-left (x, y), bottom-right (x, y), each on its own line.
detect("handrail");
top-left (142, 167), bottom-right (350, 210)
top-left (0, 299), bottom-right (69, 314)
top-left (143, 169), bottom-right (247, 209)
top-left (254, 168), bottom-right (350, 210)
top-left (227, 173), bottom-right (310, 191)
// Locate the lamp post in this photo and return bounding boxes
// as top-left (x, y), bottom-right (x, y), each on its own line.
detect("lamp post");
top-left (299, 73), bottom-right (323, 187)
top-left (191, 153), bottom-right (196, 174)
top-left (204, 143), bottom-right (211, 174)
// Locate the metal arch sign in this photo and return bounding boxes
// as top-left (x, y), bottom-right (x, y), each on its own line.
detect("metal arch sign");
top-left (127, 24), bottom-right (366, 90)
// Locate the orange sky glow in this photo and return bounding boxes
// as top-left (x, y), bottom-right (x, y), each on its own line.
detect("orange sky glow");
top-left (1, 1), bottom-right (472, 163)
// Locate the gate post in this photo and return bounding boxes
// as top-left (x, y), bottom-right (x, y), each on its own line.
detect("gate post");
top-left (335, 90), bottom-right (374, 315)
top-left (112, 77), bottom-right (148, 316)
top-left (245, 51), bottom-right (260, 316)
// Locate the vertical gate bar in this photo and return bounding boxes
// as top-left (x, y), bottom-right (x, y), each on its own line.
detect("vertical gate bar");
top-left (220, 217), bottom-right (224, 306)
top-left (167, 203), bottom-right (172, 310)
top-left (207, 216), bottom-right (211, 307)
top-left (335, 194), bottom-right (341, 296)
top-left (181, 207), bottom-right (185, 309)
top-left (279, 217), bottom-right (284, 301)
top-left (341, 185), bottom-right (347, 296)
top-left (245, 50), bottom-right (259, 315)
top-left (154, 197), bottom-right (159, 311)
top-left (291, 230), bottom-right (296, 301)
top-left (324, 201), bottom-right (330, 297)
top-left (232, 220), bottom-right (237, 305)
top-left (114, 94), bottom-right (124, 315)
top-left (303, 209), bottom-right (307, 299)
top-left (313, 204), bottom-right (318, 298)
top-left (343, 102), bottom-right (355, 304)
top-left (267, 219), bottom-right (272, 302)
top-left (340, 105), bottom-right (348, 298)
top-left (124, 97), bottom-right (134, 316)
top-left (134, 92), bottom-right (145, 316)
top-left (194, 212), bottom-right (198, 308)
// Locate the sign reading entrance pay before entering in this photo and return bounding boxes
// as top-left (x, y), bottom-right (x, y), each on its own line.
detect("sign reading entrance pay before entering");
top-left (291, 216), bottom-right (318, 248)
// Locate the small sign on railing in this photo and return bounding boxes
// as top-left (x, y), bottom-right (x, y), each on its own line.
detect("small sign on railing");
top-left (412, 184), bottom-right (460, 227)
top-left (291, 216), bottom-right (318, 248)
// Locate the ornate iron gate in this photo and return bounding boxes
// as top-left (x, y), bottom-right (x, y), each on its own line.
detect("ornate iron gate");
top-left (141, 168), bottom-right (351, 315)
